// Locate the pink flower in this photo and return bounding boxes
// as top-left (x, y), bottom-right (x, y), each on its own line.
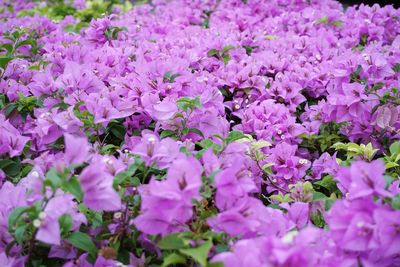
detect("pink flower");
top-left (64, 133), bottom-right (90, 166)
top-left (79, 161), bottom-right (122, 211)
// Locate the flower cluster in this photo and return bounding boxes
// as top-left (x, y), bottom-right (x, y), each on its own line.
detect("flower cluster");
top-left (0, 0), bottom-right (399, 266)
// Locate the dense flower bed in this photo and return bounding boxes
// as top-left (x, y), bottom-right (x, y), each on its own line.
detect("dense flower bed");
top-left (0, 0), bottom-right (400, 266)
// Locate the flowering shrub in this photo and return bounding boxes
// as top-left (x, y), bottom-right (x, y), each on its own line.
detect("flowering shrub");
top-left (0, 0), bottom-right (400, 266)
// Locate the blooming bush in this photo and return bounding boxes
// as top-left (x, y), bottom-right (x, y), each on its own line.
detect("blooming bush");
top-left (0, 0), bottom-right (400, 266)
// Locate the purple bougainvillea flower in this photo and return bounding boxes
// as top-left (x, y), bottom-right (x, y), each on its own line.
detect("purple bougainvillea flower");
top-left (133, 156), bottom-right (202, 235)
top-left (64, 133), bottom-right (90, 166)
top-left (336, 160), bottom-right (390, 199)
top-left (0, 115), bottom-right (30, 157)
top-left (0, 252), bottom-right (26, 267)
top-left (1, 0), bottom-right (400, 265)
top-left (79, 161), bottom-right (122, 211)
top-left (36, 193), bottom-right (86, 245)
top-left (141, 93), bottom-right (177, 121)
top-left (130, 133), bottom-right (180, 168)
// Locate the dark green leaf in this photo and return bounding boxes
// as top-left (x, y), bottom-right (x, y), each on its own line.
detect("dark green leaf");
top-left (158, 233), bottom-right (189, 250)
top-left (113, 164), bottom-right (139, 187)
top-left (163, 71), bottom-right (172, 81)
top-left (162, 253), bottom-right (187, 267)
top-left (0, 159), bottom-right (15, 169)
top-left (215, 243), bottom-right (229, 253)
top-left (393, 63), bottom-right (400, 73)
top-left (226, 131), bottom-right (246, 143)
top-left (5, 103), bottom-right (17, 117)
top-left (1, 158), bottom-right (21, 177)
top-left (314, 175), bottom-right (338, 193)
top-left (110, 124), bottom-right (126, 140)
top-left (208, 262), bottom-right (225, 267)
top-left (62, 176), bottom-right (83, 201)
top-left (392, 195), bottom-right (400, 210)
top-left (325, 198), bottom-right (334, 211)
top-left (160, 130), bottom-right (177, 139)
top-left (59, 214), bottom-right (73, 236)
top-left (179, 239), bottom-right (213, 267)
top-left (66, 232), bottom-right (98, 257)
top-left (312, 191), bottom-right (328, 202)
top-left (188, 128), bottom-right (204, 138)
top-left (45, 168), bottom-right (62, 190)
top-left (197, 139), bottom-right (214, 149)
top-left (170, 73), bottom-right (181, 83)
top-left (8, 206), bottom-right (29, 232)
top-left (0, 56), bottom-right (13, 69)
top-left (0, 43), bottom-right (14, 54)
top-left (14, 225), bottom-right (28, 244)
top-left (15, 39), bottom-right (36, 49)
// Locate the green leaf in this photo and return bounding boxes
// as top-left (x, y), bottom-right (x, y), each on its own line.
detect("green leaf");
top-left (314, 175), bottom-right (338, 193)
top-left (0, 158), bottom-right (21, 177)
top-left (14, 224), bottom-right (28, 244)
top-left (226, 131), bottom-right (246, 143)
top-left (207, 49), bottom-right (219, 57)
top-left (251, 140), bottom-right (272, 150)
top-left (384, 175), bottom-right (396, 187)
top-left (158, 233), bottom-right (189, 250)
top-left (51, 101), bottom-right (70, 110)
top-left (0, 43), bottom-right (14, 54)
top-left (59, 214), bottom-right (73, 236)
top-left (160, 130), bottom-right (177, 139)
top-left (208, 262), bottom-right (225, 267)
top-left (390, 142), bottom-right (400, 155)
top-left (163, 70), bottom-right (172, 81)
top-left (5, 103), bottom-right (17, 117)
top-left (222, 54), bottom-right (230, 65)
top-left (312, 191), bottom-right (328, 202)
top-left (182, 127), bottom-right (189, 136)
top-left (385, 161), bottom-right (399, 169)
top-left (311, 211), bottom-right (326, 228)
top-left (8, 206), bottom-right (29, 232)
top-left (315, 16), bottom-right (328, 25)
top-left (179, 239), bottom-right (213, 267)
top-left (11, 29), bottom-right (22, 40)
top-left (162, 253), bottom-right (187, 267)
top-left (177, 96), bottom-right (202, 112)
top-left (113, 164), bottom-right (139, 187)
top-left (270, 193), bottom-right (293, 203)
top-left (110, 123), bottom-right (126, 140)
top-left (15, 38), bottom-right (36, 49)
top-left (268, 203), bottom-right (287, 211)
top-left (170, 73), bottom-right (181, 83)
top-left (0, 159), bottom-right (15, 169)
top-left (215, 243), bottom-right (230, 253)
top-left (45, 168), bottom-right (62, 190)
top-left (332, 20), bottom-right (343, 27)
top-left (62, 176), bottom-right (83, 201)
top-left (392, 195), bottom-right (400, 210)
top-left (0, 56), bottom-right (13, 69)
top-left (188, 128), bottom-right (204, 138)
top-left (0, 94), bottom-right (7, 109)
top-left (66, 232), bottom-right (98, 257)
top-left (325, 198), bottom-right (334, 211)
top-left (393, 63), bottom-right (400, 73)
top-left (78, 205), bottom-right (103, 228)
top-left (197, 139), bottom-right (214, 149)
top-left (222, 45), bottom-right (234, 54)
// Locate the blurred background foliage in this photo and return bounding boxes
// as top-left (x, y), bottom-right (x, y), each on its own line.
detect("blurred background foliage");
top-left (1, 0), bottom-right (398, 31)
